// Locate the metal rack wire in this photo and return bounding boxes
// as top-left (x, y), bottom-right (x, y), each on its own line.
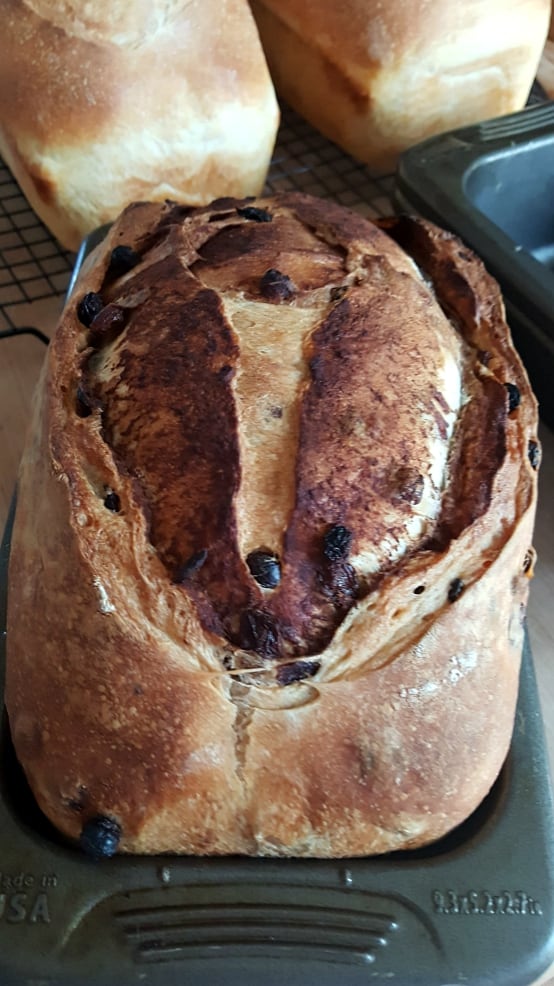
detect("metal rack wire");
top-left (265, 107), bottom-right (395, 215)
top-left (0, 106), bottom-right (397, 349)
top-left (0, 164), bottom-right (74, 344)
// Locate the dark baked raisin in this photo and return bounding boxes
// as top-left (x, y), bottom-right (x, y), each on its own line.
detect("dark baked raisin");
top-left (80, 815), bottom-right (121, 859)
top-left (447, 578), bottom-right (465, 603)
top-left (103, 491), bottom-right (120, 512)
top-left (523, 549), bottom-right (534, 574)
top-left (76, 385), bottom-right (93, 418)
top-left (246, 549), bottom-right (281, 588)
top-left (239, 608), bottom-right (279, 658)
top-left (321, 562), bottom-right (359, 606)
top-left (277, 660), bottom-right (321, 686)
top-left (173, 549), bottom-right (208, 583)
top-left (259, 268), bottom-right (295, 302)
top-left (107, 245), bottom-right (140, 279)
top-left (330, 285), bottom-right (348, 302)
top-left (77, 292), bottom-right (104, 327)
top-left (528, 440), bottom-right (540, 470)
top-left (236, 205), bottom-right (272, 222)
top-left (323, 524), bottom-right (352, 562)
top-left (505, 383), bottom-right (521, 413)
top-left (477, 350), bottom-right (492, 366)
top-left (88, 304), bottom-right (126, 344)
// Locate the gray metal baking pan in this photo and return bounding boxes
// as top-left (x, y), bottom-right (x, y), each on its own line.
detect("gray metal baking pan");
top-left (395, 100), bottom-right (554, 430)
top-left (2, 486), bottom-right (554, 984)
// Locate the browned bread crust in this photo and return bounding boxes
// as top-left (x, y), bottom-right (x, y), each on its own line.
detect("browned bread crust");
top-left (250, 0), bottom-right (550, 171)
top-left (6, 193), bottom-right (539, 856)
top-left (0, 0), bottom-right (279, 250)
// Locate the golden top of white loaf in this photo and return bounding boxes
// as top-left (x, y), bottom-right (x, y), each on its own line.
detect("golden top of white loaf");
top-left (0, 0), bottom-right (279, 248)
top-left (251, 0), bottom-right (550, 169)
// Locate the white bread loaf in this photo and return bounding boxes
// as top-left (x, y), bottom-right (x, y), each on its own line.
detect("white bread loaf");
top-left (250, 0), bottom-right (550, 171)
top-left (6, 193), bottom-right (540, 857)
top-left (0, 0), bottom-right (279, 250)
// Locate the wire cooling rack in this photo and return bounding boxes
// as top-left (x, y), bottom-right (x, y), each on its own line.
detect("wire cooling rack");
top-left (0, 172), bottom-right (73, 342)
top-left (0, 106), bottom-right (396, 347)
top-left (265, 108), bottom-right (395, 214)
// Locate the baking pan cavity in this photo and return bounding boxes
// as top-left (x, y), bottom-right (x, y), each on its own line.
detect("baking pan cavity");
top-left (395, 101), bottom-right (554, 429)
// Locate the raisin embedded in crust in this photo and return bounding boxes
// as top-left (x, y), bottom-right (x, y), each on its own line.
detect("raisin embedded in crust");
top-left (77, 292), bottom-right (104, 327)
top-left (447, 578), bottom-right (465, 603)
top-left (107, 245), bottom-right (140, 279)
top-left (259, 268), bottom-right (295, 302)
top-left (246, 549), bottom-right (281, 589)
top-left (277, 660), bottom-right (321, 686)
top-left (320, 562), bottom-right (359, 607)
top-left (523, 549), bottom-right (535, 575)
top-left (238, 608), bottom-right (279, 658)
top-left (79, 815), bottom-right (122, 859)
top-left (103, 491), bottom-right (121, 512)
top-left (236, 205), bottom-right (272, 223)
top-left (528, 441), bottom-right (541, 470)
top-left (87, 304), bottom-right (126, 345)
top-left (323, 524), bottom-right (352, 562)
top-left (505, 383), bottom-right (521, 413)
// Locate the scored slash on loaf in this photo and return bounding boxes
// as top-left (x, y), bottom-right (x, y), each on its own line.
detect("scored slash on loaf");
top-left (6, 193), bottom-right (540, 857)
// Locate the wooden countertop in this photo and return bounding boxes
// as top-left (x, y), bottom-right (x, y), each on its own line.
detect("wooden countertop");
top-left (1, 300), bottom-right (553, 985)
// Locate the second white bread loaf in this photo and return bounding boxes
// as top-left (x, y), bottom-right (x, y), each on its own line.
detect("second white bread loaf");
top-left (250, 0), bottom-right (550, 171)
